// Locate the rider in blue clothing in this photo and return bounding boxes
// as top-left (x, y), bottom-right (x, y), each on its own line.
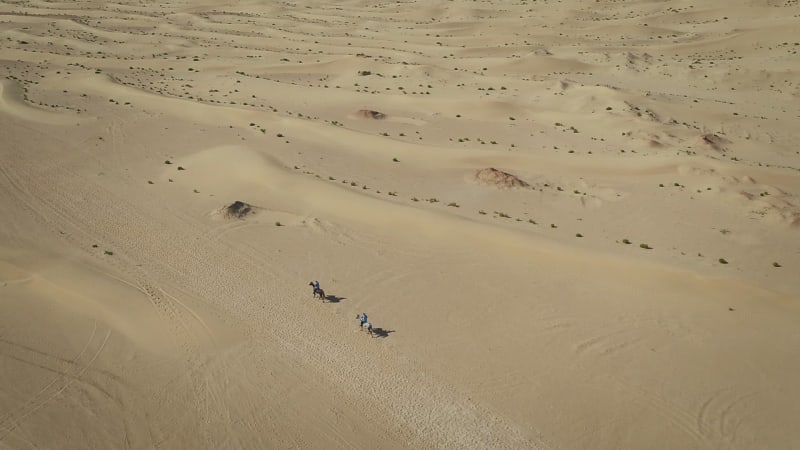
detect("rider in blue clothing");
top-left (360, 313), bottom-right (368, 325)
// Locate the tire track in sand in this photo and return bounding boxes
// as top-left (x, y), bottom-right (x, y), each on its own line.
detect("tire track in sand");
top-left (0, 322), bottom-right (111, 441)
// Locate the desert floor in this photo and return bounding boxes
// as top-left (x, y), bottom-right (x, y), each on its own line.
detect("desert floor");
top-left (1, 0), bottom-right (799, 448)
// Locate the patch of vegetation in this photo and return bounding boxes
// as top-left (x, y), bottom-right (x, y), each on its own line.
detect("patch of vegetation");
top-left (622, 238), bottom-right (632, 245)
top-left (640, 243), bottom-right (652, 249)
top-left (718, 258), bottom-right (728, 264)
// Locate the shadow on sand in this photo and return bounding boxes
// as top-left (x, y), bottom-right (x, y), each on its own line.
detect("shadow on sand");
top-left (324, 295), bottom-right (346, 303)
top-left (370, 327), bottom-right (395, 338)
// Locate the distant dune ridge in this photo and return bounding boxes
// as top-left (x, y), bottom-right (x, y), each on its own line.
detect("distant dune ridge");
top-left (1, 0), bottom-right (799, 449)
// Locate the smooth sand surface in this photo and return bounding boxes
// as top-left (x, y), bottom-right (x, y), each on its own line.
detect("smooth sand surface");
top-left (2, 1), bottom-right (799, 448)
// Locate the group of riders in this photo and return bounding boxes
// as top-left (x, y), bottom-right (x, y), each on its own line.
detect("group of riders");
top-left (310, 280), bottom-right (369, 330)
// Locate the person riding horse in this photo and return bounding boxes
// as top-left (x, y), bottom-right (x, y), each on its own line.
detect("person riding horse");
top-left (356, 313), bottom-right (373, 335)
top-left (309, 281), bottom-right (325, 300)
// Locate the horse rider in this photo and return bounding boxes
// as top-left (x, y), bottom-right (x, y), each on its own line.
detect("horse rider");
top-left (311, 280), bottom-right (320, 294)
top-left (360, 312), bottom-right (368, 327)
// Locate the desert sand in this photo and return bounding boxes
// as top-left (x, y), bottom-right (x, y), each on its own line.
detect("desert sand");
top-left (1, 0), bottom-right (799, 448)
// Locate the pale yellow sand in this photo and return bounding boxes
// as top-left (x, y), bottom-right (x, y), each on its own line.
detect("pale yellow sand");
top-left (1, 1), bottom-right (799, 448)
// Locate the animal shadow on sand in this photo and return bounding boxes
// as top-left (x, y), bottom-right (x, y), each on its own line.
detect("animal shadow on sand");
top-left (370, 327), bottom-right (395, 338)
top-left (324, 295), bottom-right (346, 303)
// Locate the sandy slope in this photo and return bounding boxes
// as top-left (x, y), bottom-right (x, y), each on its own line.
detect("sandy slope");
top-left (1, 0), bottom-right (799, 448)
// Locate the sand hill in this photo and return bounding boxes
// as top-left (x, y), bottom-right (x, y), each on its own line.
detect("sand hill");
top-left (1, 0), bottom-right (799, 448)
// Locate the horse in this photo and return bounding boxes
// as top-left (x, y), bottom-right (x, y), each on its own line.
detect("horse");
top-left (309, 282), bottom-right (326, 301)
top-left (356, 314), bottom-right (373, 336)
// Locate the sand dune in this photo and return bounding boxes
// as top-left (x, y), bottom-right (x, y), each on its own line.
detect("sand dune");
top-left (2, 0), bottom-right (799, 449)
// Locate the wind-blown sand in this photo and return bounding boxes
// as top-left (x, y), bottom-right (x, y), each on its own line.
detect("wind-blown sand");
top-left (1, 0), bottom-right (799, 448)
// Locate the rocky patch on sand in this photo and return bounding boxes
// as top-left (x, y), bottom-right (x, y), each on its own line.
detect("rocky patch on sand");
top-left (222, 200), bottom-right (255, 219)
top-left (473, 168), bottom-right (529, 189)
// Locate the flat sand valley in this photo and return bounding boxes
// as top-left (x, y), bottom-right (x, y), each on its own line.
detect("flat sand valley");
top-left (1, 0), bottom-right (799, 448)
